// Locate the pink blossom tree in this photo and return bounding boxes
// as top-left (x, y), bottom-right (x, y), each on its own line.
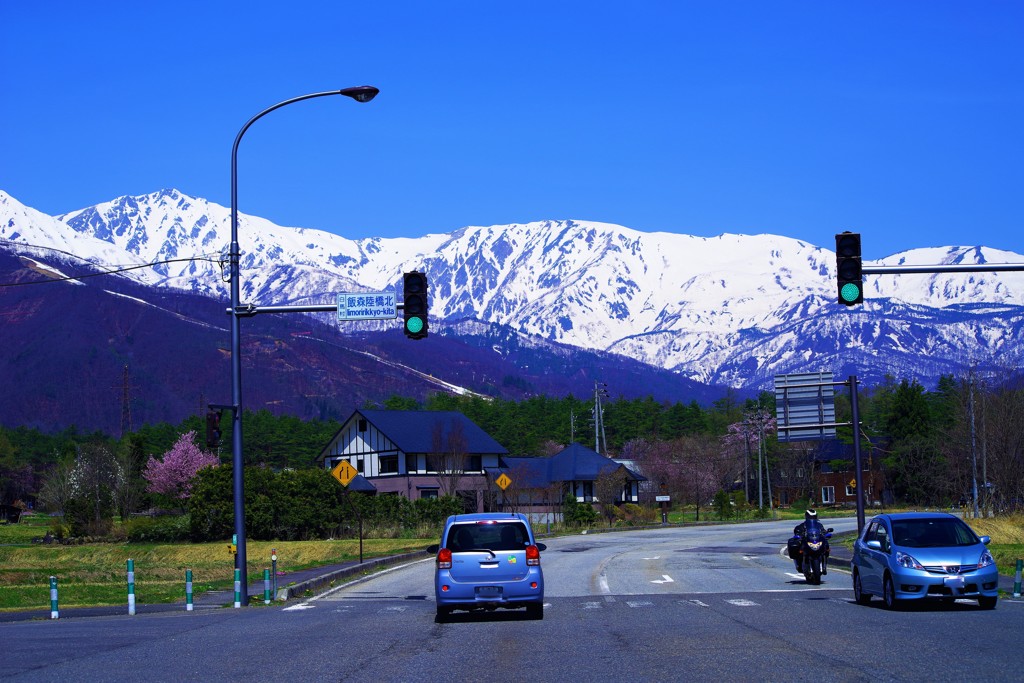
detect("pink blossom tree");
top-left (143, 431), bottom-right (219, 504)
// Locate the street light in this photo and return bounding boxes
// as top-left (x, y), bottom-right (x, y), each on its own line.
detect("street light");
top-left (228, 85), bottom-right (378, 606)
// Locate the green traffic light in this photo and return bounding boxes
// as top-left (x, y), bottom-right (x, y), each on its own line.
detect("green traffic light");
top-left (406, 316), bottom-right (424, 334)
top-left (840, 282), bottom-right (861, 303)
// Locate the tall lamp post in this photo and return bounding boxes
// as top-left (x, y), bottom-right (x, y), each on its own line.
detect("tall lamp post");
top-left (228, 86), bottom-right (378, 606)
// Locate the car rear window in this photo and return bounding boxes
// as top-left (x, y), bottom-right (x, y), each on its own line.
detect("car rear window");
top-left (445, 522), bottom-right (530, 552)
top-left (892, 518), bottom-right (979, 547)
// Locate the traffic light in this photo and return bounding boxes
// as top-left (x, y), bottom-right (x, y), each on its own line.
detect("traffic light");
top-left (835, 232), bottom-right (863, 306)
top-left (205, 409), bottom-right (222, 449)
top-left (403, 271), bottom-right (428, 340)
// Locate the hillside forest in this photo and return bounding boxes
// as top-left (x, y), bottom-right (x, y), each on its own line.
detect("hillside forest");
top-left (1, 372), bottom-right (1021, 537)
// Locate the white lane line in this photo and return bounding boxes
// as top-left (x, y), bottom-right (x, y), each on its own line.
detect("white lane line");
top-left (726, 599), bottom-right (760, 607)
top-left (651, 574), bottom-right (675, 584)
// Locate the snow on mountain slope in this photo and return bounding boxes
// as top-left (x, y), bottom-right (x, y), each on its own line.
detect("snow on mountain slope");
top-left (2, 188), bottom-right (1021, 389)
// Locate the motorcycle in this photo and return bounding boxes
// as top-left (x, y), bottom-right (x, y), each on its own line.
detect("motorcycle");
top-left (789, 523), bottom-right (833, 585)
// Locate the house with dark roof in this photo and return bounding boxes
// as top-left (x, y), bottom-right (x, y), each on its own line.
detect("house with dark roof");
top-left (317, 409), bottom-right (509, 513)
top-left (318, 412), bottom-right (645, 519)
top-left (490, 443), bottom-right (646, 522)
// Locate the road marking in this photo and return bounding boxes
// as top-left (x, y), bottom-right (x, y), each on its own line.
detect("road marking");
top-left (642, 556), bottom-right (661, 560)
top-left (583, 601), bottom-right (603, 609)
top-left (283, 603), bottom-right (315, 611)
top-left (626, 600), bottom-right (654, 608)
top-left (651, 574), bottom-right (675, 584)
top-left (726, 599), bottom-right (759, 607)
top-left (381, 606), bottom-right (407, 613)
top-left (686, 599), bottom-right (710, 608)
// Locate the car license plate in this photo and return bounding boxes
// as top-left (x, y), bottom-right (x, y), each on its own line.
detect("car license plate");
top-left (476, 586), bottom-right (502, 597)
top-left (943, 575), bottom-right (965, 590)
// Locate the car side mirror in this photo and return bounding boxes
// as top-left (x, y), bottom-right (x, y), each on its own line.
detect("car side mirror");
top-left (866, 540), bottom-right (882, 551)
top-left (536, 542), bottom-right (547, 552)
top-left (979, 535), bottom-right (991, 545)
top-left (826, 528), bottom-right (834, 533)
top-left (426, 544), bottom-right (439, 554)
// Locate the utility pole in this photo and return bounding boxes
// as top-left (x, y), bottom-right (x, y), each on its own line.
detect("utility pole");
top-left (593, 381), bottom-right (609, 455)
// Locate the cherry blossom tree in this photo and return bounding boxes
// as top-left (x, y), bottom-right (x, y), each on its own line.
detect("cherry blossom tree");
top-left (143, 431), bottom-right (219, 504)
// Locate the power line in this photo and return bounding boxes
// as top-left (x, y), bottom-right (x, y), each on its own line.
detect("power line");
top-left (0, 241), bottom-right (223, 287)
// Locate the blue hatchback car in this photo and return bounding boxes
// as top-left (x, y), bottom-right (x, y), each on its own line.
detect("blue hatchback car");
top-left (851, 512), bottom-right (999, 610)
top-left (427, 512), bottom-right (546, 621)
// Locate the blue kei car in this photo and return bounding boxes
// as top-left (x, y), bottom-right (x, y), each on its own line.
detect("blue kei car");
top-left (851, 512), bottom-right (999, 610)
top-left (427, 512), bottom-right (546, 621)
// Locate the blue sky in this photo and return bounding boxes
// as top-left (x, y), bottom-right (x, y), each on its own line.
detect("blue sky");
top-left (2, 1), bottom-right (1021, 258)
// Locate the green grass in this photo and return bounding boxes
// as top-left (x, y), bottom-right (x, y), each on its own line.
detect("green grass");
top-left (0, 514), bottom-right (432, 612)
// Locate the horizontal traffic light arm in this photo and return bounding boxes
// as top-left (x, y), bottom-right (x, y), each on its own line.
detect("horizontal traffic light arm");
top-left (862, 263), bottom-right (1024, 275)
top-left (227, 303), bottom-right (414, 315)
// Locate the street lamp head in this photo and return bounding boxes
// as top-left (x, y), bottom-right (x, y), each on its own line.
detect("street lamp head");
top-left (339, 85), bottom-right (379, 103)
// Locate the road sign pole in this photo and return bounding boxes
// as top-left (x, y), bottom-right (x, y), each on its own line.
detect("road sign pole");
top-left (849, 375), bottom-right (865, 533)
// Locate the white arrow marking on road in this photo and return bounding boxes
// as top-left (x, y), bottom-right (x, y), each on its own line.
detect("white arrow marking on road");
top-left (786, 572), bottom-right (806, 580)
top-left (283, 603), bottom-right (315, 611)
top-left (651, 574), bottom-right (675, 584)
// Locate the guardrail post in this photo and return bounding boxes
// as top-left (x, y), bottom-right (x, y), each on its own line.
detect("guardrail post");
top-left (127, 558), bottom-right (136, 615)
top-left (234, 568), bottom-right (241, 608)
top-left (186, 569), bottom-right (194, 611)
top-left (49, 576), bottom-right (58, 619)
top-left (264, 569), bottom-right (271, 605)
top-left (1014, 559), bottom-right (1022, 598)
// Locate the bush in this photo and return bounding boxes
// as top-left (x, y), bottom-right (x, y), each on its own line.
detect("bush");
top-left (621, 503), bottom-right (657, 525)
top-left (124, 515), bottom-right (191, 543)
top-left (563, 493), bottom-right (598, 527)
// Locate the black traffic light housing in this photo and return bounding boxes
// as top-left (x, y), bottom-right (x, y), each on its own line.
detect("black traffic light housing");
top-left (403, 271), bottom-right (429, 340)
top-left (205, 409), bottom-right (222, 449)
top-left (835, 232), bottom-right (863, 306)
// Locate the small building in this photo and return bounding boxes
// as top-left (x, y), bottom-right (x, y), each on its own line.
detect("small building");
top-left (317, 412), bottom-right (645, 519)
top-left (317, 409), bottom-right (509, 513)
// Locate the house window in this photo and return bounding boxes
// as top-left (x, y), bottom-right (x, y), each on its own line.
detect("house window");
top-left (846, 483), bottom-right (856, 497)
top-left (466, 455), bottom-right (482, 472)
top-left (380, 455), bottom-right (398, 475)
top-left (419, 488), bottom-right (439, 499)
top-left (580, 482), bottom-right (594, 502)
top-left (821, 486), bottom-right (835, 505)
top-left (406, 454), bottom-right (419, 474)
top-left (356, 458), bottom-right (364, 473)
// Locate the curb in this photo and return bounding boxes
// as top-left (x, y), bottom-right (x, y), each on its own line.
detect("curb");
top-left (274, 550), bottom-right (429, 600)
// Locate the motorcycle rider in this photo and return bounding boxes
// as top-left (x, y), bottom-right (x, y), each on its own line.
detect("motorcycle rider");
top-left (790, 509), bottom-right (830, 573)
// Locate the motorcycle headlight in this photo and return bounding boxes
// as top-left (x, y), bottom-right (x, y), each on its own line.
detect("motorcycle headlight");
top-left (807, 541), bottom-right (823, 551)
top-left (896, 551), bottom-right (924, 570)
top-left (978, 550), bottom-right (996, 568)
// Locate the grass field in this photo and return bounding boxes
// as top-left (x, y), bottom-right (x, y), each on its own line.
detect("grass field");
top-left (0, 514), bottom-right (430, 611)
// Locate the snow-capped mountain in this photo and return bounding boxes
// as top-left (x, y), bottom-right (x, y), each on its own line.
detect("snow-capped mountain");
top-left (3, 188), bottom-right (1022, 390)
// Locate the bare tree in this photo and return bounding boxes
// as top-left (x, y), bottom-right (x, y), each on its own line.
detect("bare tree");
top-left (431, 419), bottom-right (468, 498)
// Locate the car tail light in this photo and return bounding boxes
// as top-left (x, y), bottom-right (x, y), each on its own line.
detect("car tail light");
top-left (437, 547), bottom-right (452, 569)
top-left (526, 545), bottom-right (541, 566)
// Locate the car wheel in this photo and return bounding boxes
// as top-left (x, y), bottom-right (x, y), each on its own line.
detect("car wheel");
top-left (853, 571), bottom-right (871, 605)
top-left (978, 596), bottom-right (997, 610)
top-left (883, 574), bottom-right (901, 611)
top-left (526, 603), bottom-right (543, 620)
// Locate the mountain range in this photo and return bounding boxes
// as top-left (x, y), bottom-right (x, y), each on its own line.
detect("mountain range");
top-left (2, 188), bottom-right (1022, 435)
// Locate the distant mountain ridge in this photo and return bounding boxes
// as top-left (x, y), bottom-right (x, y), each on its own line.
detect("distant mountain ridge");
top-left (3, 188), bottom-right (1022, 398)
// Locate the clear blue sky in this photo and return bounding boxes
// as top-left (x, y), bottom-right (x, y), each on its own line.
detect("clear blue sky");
top-left (2, 1), bottom-right (1021, 258)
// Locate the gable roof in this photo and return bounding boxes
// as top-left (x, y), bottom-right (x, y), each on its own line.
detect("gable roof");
top-left (352, 409), bottom-right (508, 455)
top-left (500, 442), bottom-right (645, 488)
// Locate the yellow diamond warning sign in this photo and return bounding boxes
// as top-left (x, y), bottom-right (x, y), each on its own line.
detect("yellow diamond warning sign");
top-left (495, 473), bottom-right (512, 490)
top-left (331, 460), bottom-right (358, 487)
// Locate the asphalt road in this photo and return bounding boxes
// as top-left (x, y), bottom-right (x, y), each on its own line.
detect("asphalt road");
top-left (2, 518), bottom-right (1021, 682)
